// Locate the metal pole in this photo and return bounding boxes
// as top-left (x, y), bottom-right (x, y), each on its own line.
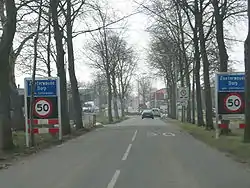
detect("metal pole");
top-left (154, 91), bottom-right (157, 108)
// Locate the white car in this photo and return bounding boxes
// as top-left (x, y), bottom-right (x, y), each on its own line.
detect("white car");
top-left (152, 108), bottom-right (161, 117)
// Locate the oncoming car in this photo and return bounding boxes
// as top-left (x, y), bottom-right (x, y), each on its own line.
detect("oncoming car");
top-left (142, 109), bottom-right (154, 119)
top-left (152, 108), bottom-right (161, 117)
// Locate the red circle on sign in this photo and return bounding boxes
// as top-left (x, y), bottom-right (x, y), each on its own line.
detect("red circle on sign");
top-left (180, 89), bottom-right (186, 96)
top-left (33, 98), bottom-right (53, 118)
top-left (223, 93), bottom-right (244, 113)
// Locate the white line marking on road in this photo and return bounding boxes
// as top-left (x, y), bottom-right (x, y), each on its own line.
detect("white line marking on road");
top-left (107, 170), bottom-right (120, 188)
top-left (132, 130), bottom-right (138, 142)
top-left (163, 132), bottom-right (175, 136)
top-left (122, 144), bottom-right (132, 161)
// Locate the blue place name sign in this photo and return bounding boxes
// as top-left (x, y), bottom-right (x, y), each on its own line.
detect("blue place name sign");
top-left (26, 79), bottom-right (57, 97)
top-left (217, 73), bottom-right (245, 92)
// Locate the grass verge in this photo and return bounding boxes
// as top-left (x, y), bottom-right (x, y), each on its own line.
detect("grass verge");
top-left (96, 112), bottom-right (129, 125)
top-left (166, 119), bottom-right (250, 164)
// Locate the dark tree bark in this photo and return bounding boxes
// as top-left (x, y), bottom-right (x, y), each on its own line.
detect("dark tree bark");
top-left (47, 5), bottom-right (52, 77)
top-left (66, 0), bottom-right (83, 130)
top-left (192, 60), bottom-right (196, 124)
top-left (182, 0), bottom-right (204, 126)
top-left (212, 0), bottom-right (229, 71)
top-left (50, 0), bottom-right (70, 134)
top-left (193, 29), bottom-right (205, 126)
top-left (197, 1), bottom-right (213, 129)
top-left (212, 0), bottom-right (231, 135)
top-left (244, 0), bottom-right (250, 142)
top-left (0, 0), bottom-right (16, 150)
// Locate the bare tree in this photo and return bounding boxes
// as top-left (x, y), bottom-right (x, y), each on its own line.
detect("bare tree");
top-left (50, 0), bottom-right (70, 134)
top-left (116, 44), bottom-right (137, 117)
top-left (63, 0), bottom-right (86, 130)
top-left (0, 0), bottom-right (16, 149)
top-left (244, 0), bottom-right (250, 142)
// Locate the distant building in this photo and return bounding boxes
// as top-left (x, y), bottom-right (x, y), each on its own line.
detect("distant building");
top-left (149, 88), bottom-right (167, 108)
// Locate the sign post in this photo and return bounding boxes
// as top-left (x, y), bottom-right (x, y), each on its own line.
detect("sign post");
top-left (24, 77), bottom-right (61, 147)
top-left (215, 72), bottom-right (245, 138)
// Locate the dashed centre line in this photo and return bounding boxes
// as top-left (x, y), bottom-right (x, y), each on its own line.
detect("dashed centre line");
top-left (107, 130), bottom-right (138, 188)
top-left (132, 130), bottom-right (138, 142)
top-left (107, 170), bottom-right (120, 188)
top-left (122, 144), bottom-right (132, 161)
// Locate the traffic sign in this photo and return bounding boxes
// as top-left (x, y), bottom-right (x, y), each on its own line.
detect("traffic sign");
top-left (24, 77), bottom-right (62, 147)
top-left (215, 72), bottom-right (245, 119)
top-left (178, 87), bottom-right (189, 101)
top-left (218, 73), bottom-right (244, 92)
top-left (34, 98), bottom-right (52, 118)
top-left (224, 93), bottom-right (243, 112)
top-left (26, 79), bottom-right (57, 97)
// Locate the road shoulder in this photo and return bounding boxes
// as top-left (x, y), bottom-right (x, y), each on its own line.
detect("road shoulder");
top-left (162, 118), bottom-right (250, 165)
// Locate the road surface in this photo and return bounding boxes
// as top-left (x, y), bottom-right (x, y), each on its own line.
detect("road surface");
top-left (1, 116), bottom-right (250, 188)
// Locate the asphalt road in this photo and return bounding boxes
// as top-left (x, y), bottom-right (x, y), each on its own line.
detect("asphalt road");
top-left (1, 116), bottom-right (250, 188)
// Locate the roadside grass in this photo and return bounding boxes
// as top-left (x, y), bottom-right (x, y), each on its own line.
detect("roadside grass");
top-left (171, 119), bottom-right (250, 164)
top-left (96, 111), bottom-right (129, 125)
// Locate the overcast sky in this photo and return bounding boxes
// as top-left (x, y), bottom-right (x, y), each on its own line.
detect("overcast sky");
top-left (15, 0), bottom-right (247, 89)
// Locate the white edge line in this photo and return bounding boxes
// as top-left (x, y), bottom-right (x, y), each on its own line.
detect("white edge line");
top-left (131, 130), bottom-right (138, 142)
top-left (122, 144), bottom-right (132, 161)
top-left (107, 170), bottom-right (120, 188)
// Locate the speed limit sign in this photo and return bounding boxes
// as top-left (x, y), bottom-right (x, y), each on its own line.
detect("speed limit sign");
top-left (34, 98), bottom-right (52, 118)
top-left (224, 93), bottom-right (243, 112)
top-left (178, 87), bottom-right (189, 101)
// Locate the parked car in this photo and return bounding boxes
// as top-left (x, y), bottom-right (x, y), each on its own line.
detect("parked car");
top-left (152, 108), bottom-right (161, 117)
top-left (142, 109), bottom-right (154, 119)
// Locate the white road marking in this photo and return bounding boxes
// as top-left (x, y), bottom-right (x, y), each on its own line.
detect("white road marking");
top-left (147, 132), bottom-right (158, 137)
top-left (107, 170), bottom-right (120, 188)
top-left (122, 144), bottom-right (132, 161)
top-left (163, 132), bottom-right (175, 136)
top-left (131, 130), bottom-right (138, 142)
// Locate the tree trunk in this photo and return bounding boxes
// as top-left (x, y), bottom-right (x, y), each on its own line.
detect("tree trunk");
top-left (106, 73), bottom-right (113, 122)
top-left (212, 0), bottom-right (229, 71)
top-left (66, 0), bottom-right (83, 130)
top-left (120, 97), bottom-right (125, 117)
top-left (192, 62), bottom-right (196, 124)
top-left (193, 31), bottom-right (204, 126)
top-left (213, 0), bottom-right (231, 134)
top-left (47, 7), bottom-right (51, 77)
top-left (170, 83), bottom-right (177, 119)
top-left (111, 74), bottom-right (119, 119)
top-left (176, 2), bottom-right (190, 123)
top-left (197, 10), bottom-right (213, 129)
top-left (51, 0), bottom-right (70, 134)
top-left (0, 0), bottom-right (16, 150)
top-left (244, 1), bottom-right (250, 142)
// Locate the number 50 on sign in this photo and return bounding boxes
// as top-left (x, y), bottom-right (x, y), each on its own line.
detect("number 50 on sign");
top-left (34, 98), bottom-right (52, 118)
top-left (224, 93), bottom-right (243, 113)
